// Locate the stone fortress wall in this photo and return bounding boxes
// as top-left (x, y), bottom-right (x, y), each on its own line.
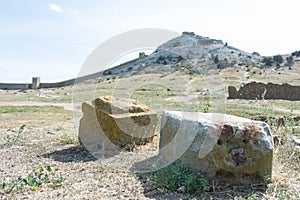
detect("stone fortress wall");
top-left (228, 81), bottom-right (300, 101)
top-left (0, 52), bottom-right (146, 90)
top-left (0, 77), bottom-right (76, 90)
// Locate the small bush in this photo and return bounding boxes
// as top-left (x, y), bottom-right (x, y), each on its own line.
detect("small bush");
top-left (199, 101), bottom-right (211, 113)
top-left (177, 55), bottom-right (184, 61)
top-left (58, 134), bottom-right (79, 144)
top-left (291, 50), bottom-right (300, 57)
top-left (1, 164), bottom-right (65, 193)
top-left (273, 55), bottom-right (283, 64)
top-left (214, 55), bottom-right (219, 64)
top-left (54, 125), bottom-right (64, 132)
top-left (252, 52), bottom-right (260, 56)
top-left (262, 57), bottom-right (273, 66)
top-left (176, 62), bottom-right (181, 67)
top-left (141, 160), bottom-right (208, 193)
top-left (0, 125), bottom-right (26, 148)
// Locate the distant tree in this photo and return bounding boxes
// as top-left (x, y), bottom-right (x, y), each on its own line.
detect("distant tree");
top-left (177, 55), bottom-right (184, 61)
top-left (158, 55), bottom-right (164, 61)
top-left (214, 55), bottom-right (219, 64)
top-left (292, 50), bottom-right (300, 57)
top-left (273, 55), bottom-right (283, 64)
top-left (286, 56), bottom-right (294, 66)
top-left (231, 59), bottom-right (237, 66)
top-left (286, 56), bottom-right (294, 63)
top-left (217, 59), bottom-right (230, 69)
top-left (224, 42), bottom-right (228, 47)
top-left (262, 56), bottom-right (273, 66)
top-left (252, 52), bottom-right (261, 56)
top-left (156, 55), bottom-right (165, 64)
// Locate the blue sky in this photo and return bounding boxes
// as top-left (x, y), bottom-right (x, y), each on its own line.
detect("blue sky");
top-left (1, 0), bottom-right (299, 83)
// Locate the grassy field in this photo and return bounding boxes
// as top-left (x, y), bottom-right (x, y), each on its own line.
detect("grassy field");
top-left (0, 67), bottom-right (299, 199)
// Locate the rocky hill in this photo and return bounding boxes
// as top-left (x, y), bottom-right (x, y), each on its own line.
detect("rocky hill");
top-left (103, 31), bottom-right (262, 77)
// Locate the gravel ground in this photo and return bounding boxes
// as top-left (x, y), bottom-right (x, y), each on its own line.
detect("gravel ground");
top-left (0, 106), bottom-right (197, 200)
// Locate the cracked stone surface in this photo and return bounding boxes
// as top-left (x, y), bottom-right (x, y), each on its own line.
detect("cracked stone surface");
top-left (79, 96), bottom-right (157, 150)
top-left (159, 111), bottom-right (274, 184)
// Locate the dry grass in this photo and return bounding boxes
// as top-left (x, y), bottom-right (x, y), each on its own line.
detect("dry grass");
top-left (0, 68), bottom-right (299, 199)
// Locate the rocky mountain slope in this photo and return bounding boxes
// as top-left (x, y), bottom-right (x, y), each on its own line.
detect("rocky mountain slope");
top-left (153, 32), bottom-right (261, 68)
top-left (103, 31), bottom-right (262, 77)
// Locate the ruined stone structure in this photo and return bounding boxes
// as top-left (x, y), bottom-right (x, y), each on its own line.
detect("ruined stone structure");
top-left (228, 82), bottom-right (300, 101)
top-left (139, 52), bottom-right (146, 59)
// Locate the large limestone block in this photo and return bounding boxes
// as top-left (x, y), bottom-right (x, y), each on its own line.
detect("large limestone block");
top-left (79, 96), bottom-right (157, 150)
top-left (79, 102), bottom-right (117, 157)
top-left (159, 111), bottom-right (273, 183)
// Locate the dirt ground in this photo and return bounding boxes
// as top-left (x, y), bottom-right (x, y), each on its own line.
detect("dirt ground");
top-left (0, 70), bottom-right (300, 199)
top-left (0, 102), bottom-right (208, 199)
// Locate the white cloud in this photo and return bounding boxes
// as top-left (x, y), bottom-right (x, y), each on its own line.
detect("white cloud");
top-left (49, 3), bottom-right (63, 13)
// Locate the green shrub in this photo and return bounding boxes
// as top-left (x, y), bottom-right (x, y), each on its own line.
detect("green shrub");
top-left (199, 101), bottom-right (211, 113)
top-left (58, 134), bottom-right (79, 144)
top-left (252, 52), bottom-right (260, 56)
top-left (0, 125), bottom-right (26, 148)
top-left (214, 55), bottom-right (219, 64)
top-left (262, 57), bottom-right (273, 66)
top-left (273, 55), bottom-right (283, 64)
top-left (141, 160), bottom-right (208, 193)
top-left (292, 50), bottom-right (300, 57)
top-left (1, 164), bottom-right (65, 193)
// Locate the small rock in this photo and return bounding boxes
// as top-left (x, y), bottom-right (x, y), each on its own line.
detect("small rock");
top-left (293, 137), bottom-right (300, 146)
top-left (230, 148), bottom-right (244, 156)
top-left (177, 186), bottom-right (185, 193)
top-left (273, 135), bottom-right (282, 145)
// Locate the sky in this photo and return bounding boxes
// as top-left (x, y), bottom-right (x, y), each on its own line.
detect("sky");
top-left (0, 0), bottom-right (299, 83)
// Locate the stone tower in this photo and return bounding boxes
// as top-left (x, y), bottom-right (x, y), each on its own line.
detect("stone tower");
top-left (32, 77), bottom-right (41, 89)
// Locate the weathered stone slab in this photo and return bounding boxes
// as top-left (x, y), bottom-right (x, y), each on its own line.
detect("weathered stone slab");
top-left (79, 96), bottom-right (157, 151)
top-left (159, 111), bottom-right (273, 183)
top-left (79, 101), bottom-right (117, 157)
